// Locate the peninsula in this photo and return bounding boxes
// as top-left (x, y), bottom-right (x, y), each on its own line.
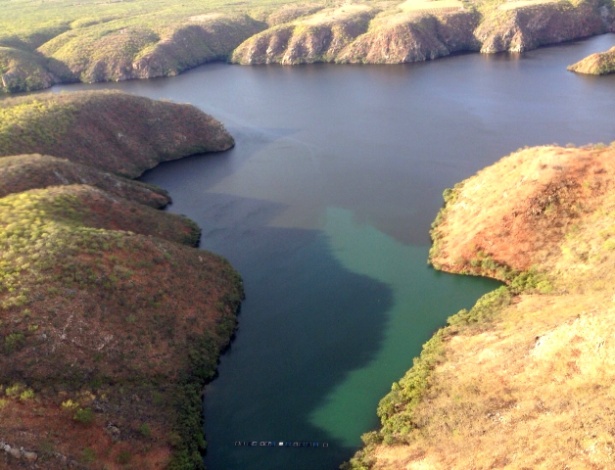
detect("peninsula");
top-left (0, 91), bottom-right (242, 469)
top-left (345, 142), bottom-right (615, 468)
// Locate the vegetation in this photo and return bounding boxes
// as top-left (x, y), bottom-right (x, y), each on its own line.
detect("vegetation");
top-left (0, 91), bottom-right (243, 468)
top-left (0, 0), bottom-right (612, 92)
top-left (0, 154), bottom-right (172, 208)
top-left (568, 45), bottom-right (615, 75)
top-left (345, 142), bottom-right (615, 469)
top-left (0, 91), bottom-right (234, 177)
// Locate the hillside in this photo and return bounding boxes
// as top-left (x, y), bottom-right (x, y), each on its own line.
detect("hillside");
top-left (0, 92), bottom-right (243, 469)
top-left (1, 0), bottom-right (614, 92)
top-left (0, 91), bottom-right (234, 177)
top-left (568, 44), bottom-right (615, 73)
top-left (345, 142), bottom-right (615, 469)
top-left (0, 154), bottom-right (171, 208)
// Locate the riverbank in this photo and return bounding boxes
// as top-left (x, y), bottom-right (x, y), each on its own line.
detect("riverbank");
top-left (345, 142), bottom-right (615, 468)
top-left (1, 0), bottom-right (614, 93)
top-left (0, 91), bottom-right (242, 469)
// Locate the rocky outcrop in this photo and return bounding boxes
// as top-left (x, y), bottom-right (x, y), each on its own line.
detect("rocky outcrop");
top-left (0, 47), bottom-right (57, 93)
top-left (233, 0), bottom-right (613, 65)
top-left (131, 14), bottom-right (265, 78)
top-left (232, 5), bottom-right (377, 64)
top-left (337, 11), bottom-right (480, 64)
top-left (476, 0), bottom-right (611, 53)
top-left (2, 0), bottom-right (615, 93)
top-left (568, 44), bottom-right (615, 74)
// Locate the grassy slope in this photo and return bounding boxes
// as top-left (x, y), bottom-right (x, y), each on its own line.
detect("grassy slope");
top-left (346, 142), bottom-right (615, 469)
top-left (0, 90), bottom-right (234, 177)
top-left (568, 45), bottom-right (615, 74)
top-left (0, 0), bottom-right (613, 92)
top-left (0, 92), bottom-right (243, 469)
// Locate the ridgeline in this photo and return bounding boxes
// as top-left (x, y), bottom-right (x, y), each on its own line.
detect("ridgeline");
top-left (0, 91), bottom-right (242, 469)
top-left (1, 0), bottom-right (615, 93)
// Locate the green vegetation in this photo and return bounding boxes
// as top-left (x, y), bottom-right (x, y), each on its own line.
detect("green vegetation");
top-left (568, 46), bottom-right (615, 75)
top-left (0, 91), bottom-right (234, 177)
top-left (0, 90), bottom-right (243, 467)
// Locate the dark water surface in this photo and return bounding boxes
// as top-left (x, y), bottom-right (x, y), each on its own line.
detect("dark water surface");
top-left (52, 34), bottom-right (615, 469)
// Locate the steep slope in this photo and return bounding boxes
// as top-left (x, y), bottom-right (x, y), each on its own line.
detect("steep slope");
top-left (336, 8), bottom-right (480, 64)
top-left (0, 185), bottom-right (242, 469)
top-left (0, 90), bottom-right (234, 177)
top-left (1, 0), bottom-right (614, 92)
top-left (37, 14), bottom-right (264, 83)
top-left (475, 0), bottom-right (610, 53)
top-left (346, 142), bottom-right (615, 469)
top-left (231, 4), bottom-right (378, 64)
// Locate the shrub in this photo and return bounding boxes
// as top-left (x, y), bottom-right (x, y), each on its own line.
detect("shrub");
top-left (73, 407), bottom-right (94, 425)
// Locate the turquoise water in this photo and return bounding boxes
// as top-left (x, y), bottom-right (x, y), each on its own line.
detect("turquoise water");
top-left (310, 207), bottom-right (497, 447)
top-left (50, 33), bottom-right (615, 469)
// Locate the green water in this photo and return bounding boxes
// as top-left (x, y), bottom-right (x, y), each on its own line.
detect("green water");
top-left (54, 32), bottom-right (615, 469)
top-left (311, 207), bottom-right (497, 447)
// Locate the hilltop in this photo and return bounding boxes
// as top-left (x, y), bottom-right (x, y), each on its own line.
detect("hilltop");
top-left (0, 92), bottom-right (242, 469)
top-left (1, 0), bottom-right (614, 92)
top-left (345, 142), bottom-right (615, 469)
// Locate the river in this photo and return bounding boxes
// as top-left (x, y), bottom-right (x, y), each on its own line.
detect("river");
top-left (51, 33), bottom-right (615, 469)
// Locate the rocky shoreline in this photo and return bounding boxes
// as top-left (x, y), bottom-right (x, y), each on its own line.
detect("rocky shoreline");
top-left (1, 0), bottom-right (614, 94)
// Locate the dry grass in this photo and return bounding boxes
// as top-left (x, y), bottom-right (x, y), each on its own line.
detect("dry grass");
top-left (348, 143), bottom-right (615, 469)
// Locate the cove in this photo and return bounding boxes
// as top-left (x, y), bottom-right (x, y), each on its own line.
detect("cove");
top-left (50, 33), bottom-right (615, 469)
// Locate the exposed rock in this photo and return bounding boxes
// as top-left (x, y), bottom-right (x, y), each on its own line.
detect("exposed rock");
top-left (22, 450), bottom-right (38, 462)
top-left (337, 11), bottom-right (480, 64)
top-left (0, 46), bottom-right (57, 93)
top-left (476, 0), bottom-right (611, 53)
top-left (232, 5), bottom-right (376, 64)
top-left (7, 447), bottom-right (21, 459)
top-left (2, 0), bottom-right (615, 93)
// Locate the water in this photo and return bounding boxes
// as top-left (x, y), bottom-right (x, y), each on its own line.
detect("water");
top-left (50, 34), bottom-right (615, 469)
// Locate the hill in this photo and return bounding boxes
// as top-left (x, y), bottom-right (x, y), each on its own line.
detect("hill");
top-left (568, 44), bottom-right (615, 74)
top-left (0, 91), bottom-right (234, 177)
top-left (1, 0), bottom-right (614, 92)
top-left (0, 92), bottom-right (242, 469)
top-left (345, 142), bottom-right (615, 469)
top-left (0, 154), bottom-right (171, 208)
